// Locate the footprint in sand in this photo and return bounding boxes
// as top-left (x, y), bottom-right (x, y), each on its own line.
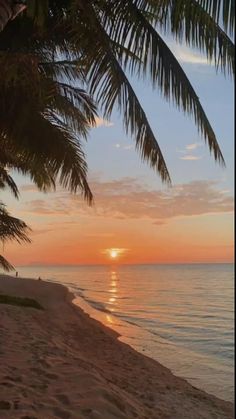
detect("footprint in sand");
top-left (30, 367), bottom-right (44, 375)
top-left (4, 374), bottom-right (22, 383)
top-left (30, 367), bottom-right (57, 380)
top-left (13, 400), bottom-right (20, 409)
top-left (1, 381), bottom-right (14, 387)
top-left (0, 400), bottom-right (11, 410)
top-left (45, 372), bottom-right (58, 380)
top-left (53, 407), bottom-right (71, 418)
top-left (55, 394), bottom-right (70, 406)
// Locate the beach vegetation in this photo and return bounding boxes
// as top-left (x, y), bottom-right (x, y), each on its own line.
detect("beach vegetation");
top-left (0, 293), bottom-right (43, 309)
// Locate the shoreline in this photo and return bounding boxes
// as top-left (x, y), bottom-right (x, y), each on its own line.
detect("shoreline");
top-left (0, 275), bottom-right (234, 418)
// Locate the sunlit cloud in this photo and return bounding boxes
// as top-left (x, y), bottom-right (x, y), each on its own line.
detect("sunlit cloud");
top-left (219, 189), bottom-right (231, 194)
top-left (177, 51), bottom-right (209, 65)
top-left (180, 155), bottom-right (202, 160)
top-left (24, 179), bottom-right (234, 225)
top-left (186, 143), bottom-right (202, 150)
top-left (94, 116), bottom-right (114, 127)
top-left (20, 185), bottom-right (39, 193)
top-left (114, 143), bottom-right (134, 150)
top-left (177, 142), bottom-right (203, 160)
top-left (170, 44), bottom-right (210, 65)
top-left (123, 145), bottom-right (134, 150)
top-left (85, 233), bottom-right (115, 238)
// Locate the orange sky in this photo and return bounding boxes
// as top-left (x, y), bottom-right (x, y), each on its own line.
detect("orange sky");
top-left (4, 178), bottom-right (234, 266)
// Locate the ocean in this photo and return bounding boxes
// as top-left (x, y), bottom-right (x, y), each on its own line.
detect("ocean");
top-left (16, 263), bottom-right (234, 402)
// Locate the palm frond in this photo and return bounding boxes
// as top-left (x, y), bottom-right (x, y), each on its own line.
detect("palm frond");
top-left (70, 2), bottom-right (170, 183)
top-left (0, 254), bottom-right (14, 271)
top-left (48, 82), bottom-right (97, 133)
top-left (98, 0), bottom-right (226, 162)
top-left (0, 202), bottom-right (31, 243)
top-left (197, 0), bottom-right (235, 35)
top-left (0, 109), bottom-right (93, 202)
top-left (39, 59), bottom-right (86, 82)
top-left (144, 0), bottom-right (234, 76)
top-left (0, 0), bottom-right (234, 191)
top-left (0, 165), bottom-right (19, 198)
top-left (0, 50), bottom-right (96, 202)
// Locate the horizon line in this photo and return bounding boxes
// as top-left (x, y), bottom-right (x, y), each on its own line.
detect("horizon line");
top-left (16, 261), bottom-right (234, 268)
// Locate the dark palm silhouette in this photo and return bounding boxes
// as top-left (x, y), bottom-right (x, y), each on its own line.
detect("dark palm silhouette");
top-left (0, 0), bottom-right (234, 270)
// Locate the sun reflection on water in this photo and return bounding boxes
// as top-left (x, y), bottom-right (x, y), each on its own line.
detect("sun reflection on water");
top-left (106, 270), bottom-right (118, 313)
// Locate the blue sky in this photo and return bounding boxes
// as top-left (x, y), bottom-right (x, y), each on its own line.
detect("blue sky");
top-left (84, 44), bottom-right (234, 193)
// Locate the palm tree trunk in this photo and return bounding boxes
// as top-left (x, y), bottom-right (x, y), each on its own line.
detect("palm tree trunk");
top-left (0, 0), bottom-right (26, 32)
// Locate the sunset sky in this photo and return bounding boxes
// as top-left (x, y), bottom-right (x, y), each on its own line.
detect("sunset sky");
top-left (2, 43), bottom-right (234, 266)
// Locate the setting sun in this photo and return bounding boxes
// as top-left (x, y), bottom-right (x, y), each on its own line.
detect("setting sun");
top-left (110, 249), bottom-right (118, 258)
top-left (103, 248), bottom-right (128, 261)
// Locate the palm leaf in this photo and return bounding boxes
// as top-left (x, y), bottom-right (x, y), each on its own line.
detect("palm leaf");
top-left (0, 202), bottom-right (30, 243)
top-left (197, 0), bottom-right (235, 35)
top-left (144, 0), bottom-right (234, 76)
top-left (0, 165), bottom-right (19, 198)
top-left (0, 51), bottom-right (96, 202)
top-left (0, 255), bottom-right (14, 271)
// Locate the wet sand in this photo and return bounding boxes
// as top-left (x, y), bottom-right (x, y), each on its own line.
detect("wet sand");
top-left (0, 275), bottom-right (234, 418)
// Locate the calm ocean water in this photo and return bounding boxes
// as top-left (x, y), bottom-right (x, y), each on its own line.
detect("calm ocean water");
top-left (16, 263), bottom-right (234, 402)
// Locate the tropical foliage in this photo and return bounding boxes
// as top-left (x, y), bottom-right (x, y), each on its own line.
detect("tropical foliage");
top-left (0, 202), bottom-right (30, 271)
top-left (0, 0), bottom-right (234, 270)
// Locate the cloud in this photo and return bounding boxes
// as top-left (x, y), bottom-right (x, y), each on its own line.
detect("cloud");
top-left (31, 227), bottom-right (55, 236)
top-left (170, 44), bottom-right (210, 65)
top-left (94, 117), bottom-right (114, 127)
top-left (178, 142), bottom-right (203, 160)
top-left (123, 145), bottom-right (134, 150)
top-left (180, 155), bottom-right (202, 161)
top-left (177, 51), bottom-right (209, 65)
top-left (25, 179), bottom-right (234, 225)
top-left (85, 233), bottom-right (115, 239)
top-left (25, 199), bottom-right (70, 216)
top-left (20, 184), bottom-right (39, 193)
top-left (186, 143), bottom-right (202, 151)
top-left (219, 189), bottom-right (230, 194)
top-left (114, 143), bottom-right (134, 150)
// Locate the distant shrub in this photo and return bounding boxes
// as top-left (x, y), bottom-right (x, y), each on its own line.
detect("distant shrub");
top-left (0, 294), bottom-right (43, 310)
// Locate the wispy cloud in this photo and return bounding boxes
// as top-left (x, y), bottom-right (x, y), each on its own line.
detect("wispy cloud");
top-left (186, 143), bottom-right (202, 151)
top-left (20, 185), bottom-right (39, 193)
top-left (114, 143), bottom-right (134, 150)
top-left (180, 155), bottom-right (202, 161)
top-left (25, 179), bottom-right (234, 224)
top-left (177, 51), bottom-right (209, 65)
top-left (177, 142), bottom-right (203, 161)
top-left (170, 44), bottom-right (210, 65)
top-left (94, 117), bottom-right (114, 128)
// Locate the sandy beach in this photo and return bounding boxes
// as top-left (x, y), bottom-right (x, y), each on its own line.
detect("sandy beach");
top-left (0, 275), bottom-right (234, 419)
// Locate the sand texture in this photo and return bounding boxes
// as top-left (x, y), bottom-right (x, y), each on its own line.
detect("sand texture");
top-left (0, 275), bottom-right (234, 419)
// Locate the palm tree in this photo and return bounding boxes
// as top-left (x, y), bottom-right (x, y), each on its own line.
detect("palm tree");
top-left (0, 0), bottom-right (234, 269)
top-left (2, 1), bottom-right (234, 179)
top-left (0, 41), bottom-right (98, 270)
top-left (0, 202), bottom-right (30, 271)
top-left (0, 0), bottom-right (26, 31)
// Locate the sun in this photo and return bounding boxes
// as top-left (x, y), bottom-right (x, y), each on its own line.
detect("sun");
top-left (103, 247), bottom-right (128, 262)
top-left (110, 249), bottom-right (118, 259)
